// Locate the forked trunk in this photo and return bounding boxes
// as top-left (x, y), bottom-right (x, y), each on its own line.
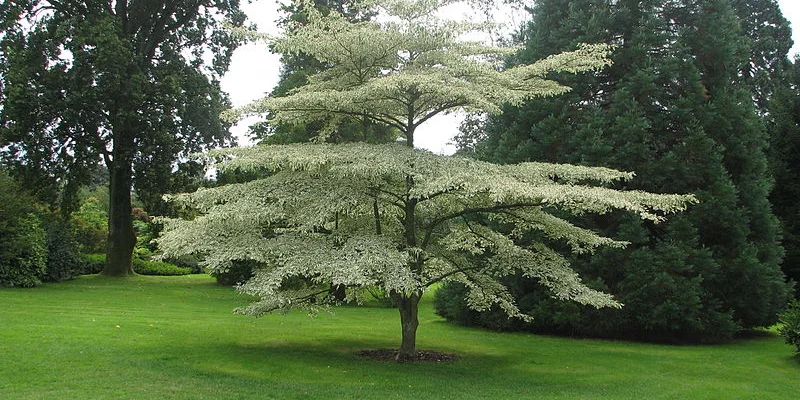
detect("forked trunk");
top-left (395, 293), bottom-right (421, 362)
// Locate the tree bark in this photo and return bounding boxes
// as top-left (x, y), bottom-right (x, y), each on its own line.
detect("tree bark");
top-left (394, 293), bottom-right (421, 361)
top-left (395, 124), bottom-right (422, 361)
top-left (102, 130), bottom-right (136, 277)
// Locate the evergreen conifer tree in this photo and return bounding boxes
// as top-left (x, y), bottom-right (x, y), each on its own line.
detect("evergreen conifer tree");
top-left (768, 57), bottom-right (800, 293)
top-left (464, 0), bottom-right (789, 341)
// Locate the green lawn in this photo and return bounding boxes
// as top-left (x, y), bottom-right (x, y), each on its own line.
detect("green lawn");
top-left (1, 275), bottom-right (797, 399)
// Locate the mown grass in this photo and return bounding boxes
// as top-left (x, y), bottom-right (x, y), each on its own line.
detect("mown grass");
top-left (1, 275), bottom-right (797, 399)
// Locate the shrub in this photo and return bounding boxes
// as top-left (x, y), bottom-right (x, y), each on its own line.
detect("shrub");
top-left (778, 301), bottom-right (800, 355)
top-left (0, 172), bottom-right (47, 287)
top-left (42, 218), bottom-right (82, 282)
top-left (133, 219), bottom-right (155, 253)
top-left (79, 254), bottom-right (191, 276)
top-left (71, 197), bottom-right (108, 254)
top-left (165, 254), bottom-right (203, 274)
top-left (434, 218), bottom-right (748, 343)
top-left (0, 213), bottom-right (47, 287)
top-left (433, 282), bottom-right (478, 326)
top-left (80, 253), bottom-right (106, 274)
top-left (132, 258), bottom-right (191, 276)
top-left (211, 260), bottom-right (257, 286)
top-left (433, 282), bottom-right (517, 331)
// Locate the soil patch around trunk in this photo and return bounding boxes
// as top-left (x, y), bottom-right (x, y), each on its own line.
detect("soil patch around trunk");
top-left (356, 348), bottom-right (459, 363)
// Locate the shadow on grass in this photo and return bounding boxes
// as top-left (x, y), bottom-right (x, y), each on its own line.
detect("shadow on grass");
top-left (213, 337), bottom-right (506, 365)
top-left (789, 354), bottom-right (800, 367)
top-left (735, 329), bottom-right (778, 340)
top-left (130, 336), bottom-right (671, 399)
top-left (137, 336), bottom-right (513, 383)
top-left (125, 337), bottom-right (531, 399)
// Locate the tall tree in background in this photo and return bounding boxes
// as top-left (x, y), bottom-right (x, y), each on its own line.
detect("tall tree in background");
top-left (721, 1), bottom-right (797, 293)
top-left (469, 0), bottom-right (789, 341)
top-left (769, 57), bottom-right (800, 294)
top-left (0, 1), bottom-right (245, 276)
top-left (729, 0), bottom-right (793, 113)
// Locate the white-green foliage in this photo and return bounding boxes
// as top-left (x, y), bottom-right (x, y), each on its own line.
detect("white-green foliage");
top-left (157, 143), bottom-right (695, 317)
top-left (158, 0), bottom-right (695, 323)
top-left (224, 0), bottom-right (613, 142)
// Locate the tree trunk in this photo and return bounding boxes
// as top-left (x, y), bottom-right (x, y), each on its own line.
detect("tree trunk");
top-left (102, 133), bottom-right (136, 277)
top-left (395, 125), bottom-right (421, 361)
top-left (394, 293), bottom-right (421, 361)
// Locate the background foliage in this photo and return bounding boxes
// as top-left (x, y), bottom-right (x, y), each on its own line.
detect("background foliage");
top-left (437, 0), bottom-right (792, 342)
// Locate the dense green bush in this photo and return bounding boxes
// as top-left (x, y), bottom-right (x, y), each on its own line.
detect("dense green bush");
top-left (42, 218), bottom-right (82, 282)
top-left (778, 301), bottom-right (800, 354)
top-left (133, 218), bottom-right (155, 253)
top-left (433, 281), bottom-right (574, 333)
top-left (132, 258), bottom-right (191, 276)
top-left (211, 260), bottom-right (257, 286)
top-left (71, 197), bottom-right (108, 254)
top-left (165, 254), bottom-right (203, 274)
top-left (80, 253), bottom-right (106, 274)
top-left (434, 282), bottom-right (494, 328)
top-left (0, 213), bottom-right (47, 287)
top-left (79, 254), bottom-right (191, 276)
top-left (434, 264), bottom-right (740, 344)
top-left (1, 172), bottom-right (48, 287)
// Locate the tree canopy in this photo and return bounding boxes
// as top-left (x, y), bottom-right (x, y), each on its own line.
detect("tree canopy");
top-left (249, 0), bottom-right (394, 145)
top-left (467, 0), bottom-right (790, 341)
top-left (159, 142), bottom-right (694, 358)
top-left (159, 0), bottom-right (695, 360)
top-left (227, 0), bottom-right (613, 146)
top-left (0, 0), bottom-right (245, 275)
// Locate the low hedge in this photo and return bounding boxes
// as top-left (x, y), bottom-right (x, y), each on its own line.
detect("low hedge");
top-left (133, 259), bottom-right (191, 276)
top-left (80, 254), bottom-right (191, 276)
top-left (80, 254), bottom-right (106, 274)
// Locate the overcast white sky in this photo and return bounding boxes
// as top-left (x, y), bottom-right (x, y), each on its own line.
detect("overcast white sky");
top-left (220, 0), bottom-right (800, 154)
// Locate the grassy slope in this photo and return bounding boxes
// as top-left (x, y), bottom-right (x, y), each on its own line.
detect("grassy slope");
top-left (0, 275), bottom-right (797, 399)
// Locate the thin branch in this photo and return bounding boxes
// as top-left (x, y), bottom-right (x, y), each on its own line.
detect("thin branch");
top-left (424, 251), bottom-right (484, 287)
top-left (371, 185), bottom-right (405, 204)
top-left (414, 100), bottom-right (469, 128)
top-left (274, 106), bottom-right (407, 132)
top-left (415, 185), bottom-right (462, 202)
top-left (421, 202), bottom-right (541, 249)
top-left (293, 288), bottom-right (332, 304)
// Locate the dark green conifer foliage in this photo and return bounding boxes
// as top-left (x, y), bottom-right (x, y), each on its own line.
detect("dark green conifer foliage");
top-left (769, 58), bottom-right (800, 293)
top-left (467, 0), bottom-right (789, 341)
top-left (729, 0), bottom-right (793, 112)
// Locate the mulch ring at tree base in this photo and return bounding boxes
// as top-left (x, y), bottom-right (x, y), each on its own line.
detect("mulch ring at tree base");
top-left (357, 349), bottom-right (459, 363)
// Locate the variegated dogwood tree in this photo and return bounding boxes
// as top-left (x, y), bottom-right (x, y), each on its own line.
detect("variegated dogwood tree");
top-left (157, 0), bottom-right (696, 361)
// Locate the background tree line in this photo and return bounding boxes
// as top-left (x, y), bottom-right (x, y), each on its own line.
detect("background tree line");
top-left (0, 0), bottom-right (245, 277)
